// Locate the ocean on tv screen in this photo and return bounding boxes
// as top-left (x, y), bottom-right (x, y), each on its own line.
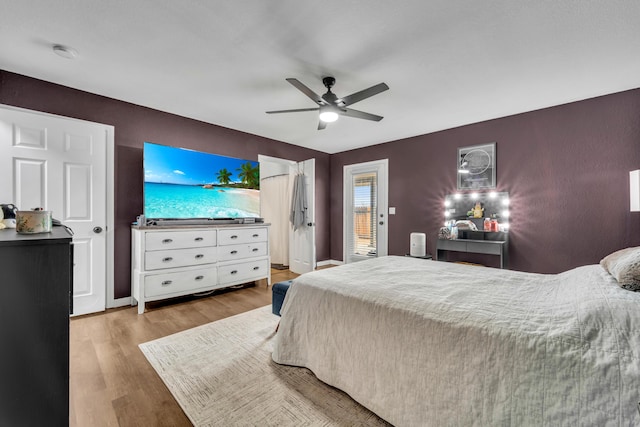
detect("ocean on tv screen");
top-left (144, 182), bottom-right (260, 219)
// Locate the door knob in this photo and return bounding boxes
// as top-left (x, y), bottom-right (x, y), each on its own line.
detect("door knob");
top-left (93, 226), bottom-right (103, 234)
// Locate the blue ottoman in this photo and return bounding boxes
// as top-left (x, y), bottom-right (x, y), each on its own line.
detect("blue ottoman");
top-left (272, 280), bottom-right (293, 316)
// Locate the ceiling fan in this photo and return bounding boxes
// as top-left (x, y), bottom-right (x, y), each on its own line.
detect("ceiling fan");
top-left (266, 77), bottom-right (389, 130)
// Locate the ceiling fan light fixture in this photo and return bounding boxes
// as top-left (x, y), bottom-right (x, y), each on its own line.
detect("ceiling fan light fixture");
top-left (319, 107), bottom-right (339, 123)
top-left (266, 77), bottom-right (388, 130)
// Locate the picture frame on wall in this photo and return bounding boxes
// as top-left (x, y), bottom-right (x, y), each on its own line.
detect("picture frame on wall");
top-left (457, 142), bottom-right (496, 190)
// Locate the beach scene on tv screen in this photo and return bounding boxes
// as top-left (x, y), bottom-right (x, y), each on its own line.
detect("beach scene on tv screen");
top-left (144, 142), bottom-right (260, 219)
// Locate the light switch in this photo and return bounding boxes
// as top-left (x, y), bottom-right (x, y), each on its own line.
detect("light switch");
top-left (389, 207), bottom-right (396, 215)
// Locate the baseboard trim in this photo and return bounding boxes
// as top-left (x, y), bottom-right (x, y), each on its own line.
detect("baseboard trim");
top-left (108, 296), bottom-right (133, 309)
top-left (317, 259), bottom-right (344, 267)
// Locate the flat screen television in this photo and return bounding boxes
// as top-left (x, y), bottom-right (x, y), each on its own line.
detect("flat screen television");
top-left (143, 142), bottom-right (260, 220)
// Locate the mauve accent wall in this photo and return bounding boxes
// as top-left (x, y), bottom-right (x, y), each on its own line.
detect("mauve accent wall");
top-left (331, 88), bottom-right (640, 272)
top-left (2, 69), bottom-right (639, 298)
top-left (0, 71), bottom-right (331, 300)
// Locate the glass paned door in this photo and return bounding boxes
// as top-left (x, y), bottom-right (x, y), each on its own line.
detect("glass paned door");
top-left (352, 172), bottom-right (378, 257)
top-left (343, 159), bottom-right (388, 263)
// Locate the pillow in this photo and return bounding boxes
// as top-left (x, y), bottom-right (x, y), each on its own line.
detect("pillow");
top-left (600, 247), bottom-right (640, 291)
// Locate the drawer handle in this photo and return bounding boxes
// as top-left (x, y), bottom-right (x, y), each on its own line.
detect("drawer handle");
top-left (162, 238), bottom-right (173, 244)
top-left (230, 250), bottom-right (238, 255)
top-left (252, 248), bottom-right (259, 252)
top-left (195, 275), bottom-right (204, 281)
top-left (231, 270), bottom-right (238, 275)
top-left (253, 266), bottom-right (260, 270)
top-left (162, 257), bottom-right (173, 262)
top-left (252, 234), bottom-right (259, 238)
top-left (195, 254), bottom-right (204, 259)
top-left (161, 280), bottom-right (172, 286)
top-left (230, 235), bottom-right (238, 239)
top-left (194, 237), bottom-right (204, 241)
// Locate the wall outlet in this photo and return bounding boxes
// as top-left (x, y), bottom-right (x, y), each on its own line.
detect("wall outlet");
top-left (389, 207), bottom-right (396, 215)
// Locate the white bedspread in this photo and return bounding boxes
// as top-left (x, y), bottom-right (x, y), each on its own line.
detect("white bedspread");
top-left (272, 256), bottom-right (640, 426)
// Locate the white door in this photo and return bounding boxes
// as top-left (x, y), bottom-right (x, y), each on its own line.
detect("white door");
top-left (0, 105), bottom-right (112, 316)
top-left (258, 155), bottom-right (316, 274)
top-left (289, 158), bottom-right (315, 274)
top-left (343, 159), bottom-right (388, 263)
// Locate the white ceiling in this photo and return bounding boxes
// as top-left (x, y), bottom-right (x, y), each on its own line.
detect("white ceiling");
top-left (1, 1), bottom-right (639, 154)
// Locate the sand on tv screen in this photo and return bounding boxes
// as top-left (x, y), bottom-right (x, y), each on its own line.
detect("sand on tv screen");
top-left (143, 142), bottom-right (260, 219)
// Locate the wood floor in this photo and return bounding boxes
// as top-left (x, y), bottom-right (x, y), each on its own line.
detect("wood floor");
top-left (69, 268), bottom-right (298, 427)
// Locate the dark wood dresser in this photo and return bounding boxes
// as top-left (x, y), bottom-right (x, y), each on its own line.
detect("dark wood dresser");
top-left (0, 227), bottom-right (73, 426)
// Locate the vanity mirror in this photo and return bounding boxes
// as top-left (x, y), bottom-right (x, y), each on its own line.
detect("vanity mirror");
top-left (444, 191), bottom-right (509, 232)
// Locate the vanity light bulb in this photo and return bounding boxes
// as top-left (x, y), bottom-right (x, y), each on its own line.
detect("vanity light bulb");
top-left (445, 211), bottom-right (450, 217)
top-left (489, 192), bottom-right (497, 199)
top-left (502, 210), bottom-right (510, 218)
top-left (502, 198), bottom-right (510, 206)
top-left (454, 193), bottom-right (462, 200)
top-left (444, 200), bottom-right (451, 207)
top-left (471, 193), bottom-right (478, 200)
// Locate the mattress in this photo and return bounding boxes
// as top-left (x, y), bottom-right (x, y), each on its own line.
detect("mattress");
top-left (272, 256), bottom-right (640, 426)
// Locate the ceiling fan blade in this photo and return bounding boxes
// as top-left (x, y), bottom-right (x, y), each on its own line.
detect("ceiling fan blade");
top-left (266, 107), bottom-right (319, 114)
top-left (286, 78), bottom-right (326, 105)
top-left (340, 108), bottom-right (384, 122)
top-left (338, 83), bottom-right (389, 107)
top-left (317, 120), bottom-right (327, 130)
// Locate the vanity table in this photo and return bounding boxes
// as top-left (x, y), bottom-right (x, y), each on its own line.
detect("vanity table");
top-left (441, 191), bottom-right (510, 268)
top-left (436, 233), bottom-right (508, 268)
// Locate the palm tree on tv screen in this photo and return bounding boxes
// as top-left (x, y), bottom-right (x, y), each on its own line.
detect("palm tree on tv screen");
top-left (216, 168), bottom-right (232, 185)
top-left (237, 162), bottom-right (259, 189)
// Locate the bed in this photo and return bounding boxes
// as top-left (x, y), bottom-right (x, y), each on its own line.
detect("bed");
top-left (272, 255), bottom-right (640, 426)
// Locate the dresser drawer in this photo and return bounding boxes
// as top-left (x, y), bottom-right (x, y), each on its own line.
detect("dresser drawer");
top-left (218, 228), bottom-right (267, 246)
top-left (145, 246), bottom-right (217, 270)
top-left (218, 259), bottom-right (269, 285)
top-left (466, 241), bottom-right (503, 255)
top-left (145, 230), bottom-right (217, 251)
top-left (217, 242), bottom-right (268, 262)
top-left (437, 239), bottom-right (466, 251)
top-left (144, 267), bottom-right (217, 298)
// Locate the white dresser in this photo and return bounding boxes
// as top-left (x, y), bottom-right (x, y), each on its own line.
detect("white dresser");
top-left (131, 224), bottom-right (270, 314)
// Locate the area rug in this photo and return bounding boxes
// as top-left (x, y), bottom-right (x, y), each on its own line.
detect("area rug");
top-left (139, 306), bottom-right (390, 426)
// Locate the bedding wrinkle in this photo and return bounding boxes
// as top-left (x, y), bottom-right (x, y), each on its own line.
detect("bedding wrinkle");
top-left (593, 268), bottom-right (624, 423)
top-left (273, 256), bottom-right (640, 426)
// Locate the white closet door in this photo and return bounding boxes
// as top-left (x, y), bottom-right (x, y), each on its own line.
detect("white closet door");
top-left (259, 155), bottom-right (316, 274)
top-left (289, 158), bottom-right (315, 274)
top-left (0, 105), bottom-right (112, 316)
